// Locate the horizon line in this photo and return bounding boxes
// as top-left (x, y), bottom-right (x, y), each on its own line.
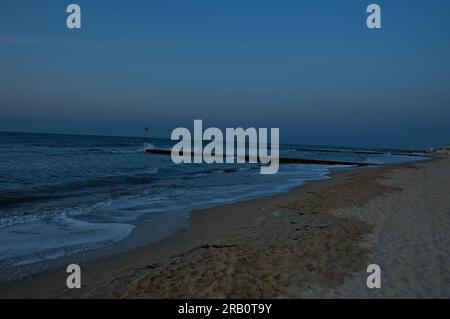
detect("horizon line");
top-left (0, 130), bottom-right (432, 152)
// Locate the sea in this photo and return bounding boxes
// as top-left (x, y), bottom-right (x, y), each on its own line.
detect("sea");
top-left (0, 131), bottom-right (427, 281)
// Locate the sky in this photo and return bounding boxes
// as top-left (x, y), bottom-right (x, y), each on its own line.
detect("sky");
top-left (1, 0), bottom-right (450, 148)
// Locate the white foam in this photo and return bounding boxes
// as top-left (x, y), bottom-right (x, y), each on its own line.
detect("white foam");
top-left (0, 213), bottom-right (135, 266)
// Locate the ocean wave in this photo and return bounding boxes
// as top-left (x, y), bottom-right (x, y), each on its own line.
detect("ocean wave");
top-left (0, 213), bottom-right (135, 268)
top-left (0, 211), bottom-right (56, 229)
top-left (3, 142), bottom-right (159, 156)
top-left (0, 194), bottom-right (56, 207)
top-left (140, 143), bottom-right (156, 151)
top-left (0, 174), bottom-right (157, 208)
top-left (96, 143), bottom-right (157, 154)
top-left (0, 199), bottom-right (114, 229)
top-left (186, 166), bottom-right (257, 178)
top-left (146, 167), bottom-right (159, 174)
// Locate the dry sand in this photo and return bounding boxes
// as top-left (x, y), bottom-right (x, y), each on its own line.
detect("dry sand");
top-left (1, 157), bottom-right (449, 298)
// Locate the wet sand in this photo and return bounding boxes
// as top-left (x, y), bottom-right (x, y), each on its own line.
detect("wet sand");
top-left (1, 156), bottom-right (449, 298)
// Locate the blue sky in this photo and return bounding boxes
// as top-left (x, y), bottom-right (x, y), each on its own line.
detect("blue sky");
top-left (1, 0), bottom-right (450, 148)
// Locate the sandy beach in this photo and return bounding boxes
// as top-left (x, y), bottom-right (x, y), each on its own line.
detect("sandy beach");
top-left (1, 156), bottom-right (449, 299)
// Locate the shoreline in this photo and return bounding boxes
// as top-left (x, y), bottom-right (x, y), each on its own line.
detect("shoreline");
top-left (0, 163), bottom-right (349, 283)
top-left (2, 157), bottom-right (449, 298)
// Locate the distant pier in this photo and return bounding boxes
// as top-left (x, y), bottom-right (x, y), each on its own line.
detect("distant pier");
top-left (145, 149), bottom-right (374, 167)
